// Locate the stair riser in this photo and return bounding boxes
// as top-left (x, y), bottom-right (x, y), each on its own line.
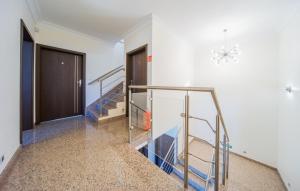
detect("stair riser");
top-left (95, 104), bottom-right (109, 115)
top-left (107, 106), bottom-right (125, 117)
top-left (99, 103), bottom-right (125, 121)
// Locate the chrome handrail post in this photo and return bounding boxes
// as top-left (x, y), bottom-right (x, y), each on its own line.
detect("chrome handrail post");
top-left (129, 88), bottom-right (132, 143)
top-left (222, 134), bottom-right (226, 185)
top-left (215, 115), bottom-right (220, 191)
top-left (184, 91), bottom-right (189, 189)
top-left (150, 90), bottom-right (153, 138)
top-left (226, 140), bottom-right (229, 179)
top-left (136, 107), bottom-right (138, 128)
top-left (100, 80), bottom-right (103, 98)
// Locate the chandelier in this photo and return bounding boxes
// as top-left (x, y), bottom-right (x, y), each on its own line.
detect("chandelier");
top-left (212, 29), bottom-right (241, 64)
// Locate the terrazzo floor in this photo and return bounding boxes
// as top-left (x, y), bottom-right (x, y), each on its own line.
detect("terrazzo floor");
top-left (188, 140), bottom-right (286, 191)
top-left (0, 117), bottom-right (181, 191)
top-left (0, 116), bottom-right (286, 191)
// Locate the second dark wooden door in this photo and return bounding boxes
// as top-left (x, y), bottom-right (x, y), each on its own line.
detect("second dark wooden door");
top-left (131, 50), bottom-right (147, 91)
top-left (126, 46), bottom-right (147, 116)
top-left (39, 48), bottom-right (83, 122)
top-left (127, 48), bottom-right (147, 93)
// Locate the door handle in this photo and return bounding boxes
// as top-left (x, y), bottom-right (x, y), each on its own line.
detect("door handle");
top-left (78, 80), bottom-right (82, 87)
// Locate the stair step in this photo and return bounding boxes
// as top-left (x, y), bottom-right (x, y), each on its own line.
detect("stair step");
top-left (188, 140), bottom-right (213, 177)
top-left (175, 163), bottom-right (207, 186)
top-left (105, 93), bottom-right (124, 100)
top-left (98, 93), bottom-right (124, 104)
top-left (94, 103), bottom-right (109, 114)
top-left (86, 109), bottom-right (108, 121)
top-left (178, 160), bottom-right (208, 180)
top-left (172, 168), bottom-right (205, 191)
top-left (93, 107), bottom-right (108, 117)
top-left (103, 102), bottom-right (117, 110)
top-left (103, 98), bottom-right (124, 104)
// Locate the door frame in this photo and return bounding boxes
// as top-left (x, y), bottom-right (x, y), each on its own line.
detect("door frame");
top-left (20, 19), bottom-right (34, 144)
top-left (125, 44), bottom-right (148, 116)
top-left (35, 44), bottom-right (86, 124)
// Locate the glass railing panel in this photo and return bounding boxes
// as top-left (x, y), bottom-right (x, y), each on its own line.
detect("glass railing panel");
top-left (129, 91), bottom-right (151, 146)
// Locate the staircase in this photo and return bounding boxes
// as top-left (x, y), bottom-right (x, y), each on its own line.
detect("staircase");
top-left (86, 83), bottom-right (125, 122)
top-left (136, 127), bottom-right (216, 191)
top-left (128, 85), bottom-right (230, 191)
top-left (86, 65), bottom-right (125, 122)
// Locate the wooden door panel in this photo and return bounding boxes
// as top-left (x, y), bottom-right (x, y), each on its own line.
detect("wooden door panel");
top-left (132, 51), bottom-right (147, 86)
top-left (130, 50), bottom-right (147, 93)
top-left (40, 48), bottom-right (82, 122)
top-left (21, 41), bottom-right (34, 130)
top-left (126, 46), bottom-right (147, 115)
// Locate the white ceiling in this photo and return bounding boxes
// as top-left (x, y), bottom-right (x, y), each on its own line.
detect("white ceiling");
top-left (30, 0), bottom-right (300, 42)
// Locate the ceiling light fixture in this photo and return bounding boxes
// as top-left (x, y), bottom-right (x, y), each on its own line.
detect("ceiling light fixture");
top-left (212, 29), bottom-right (241, 64)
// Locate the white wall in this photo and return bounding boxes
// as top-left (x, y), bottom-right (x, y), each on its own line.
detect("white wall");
top-left (0, 0), bottom-right (36, 174)
top-left (124, 15), bottom-right (152, 84)
top-left (123, 15), bottom-right (153, 121)
top-left (277, 10), bottom-right (300, 191)
top-left (151, 17), bottom-right (195, 139)
top-left (36, 22), bottom-right (124, 107)
top-left (0, 2), bottom-right (125, 174)
top-left (152, 17), bottom-right (194, 86)
top-left (191, 30), bottom-right (279, 167)
top-left (124, 15), bottom-right (194, 140)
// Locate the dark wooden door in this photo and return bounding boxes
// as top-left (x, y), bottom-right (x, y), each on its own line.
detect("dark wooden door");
top-left (130, 50), bottom-right (147, 92)
top-left (39, 48), bottom-right (83, 122)
top-left (20, 19), bottom-right (34, 140)
top-left (21, 41), bottom-right (34, 131)
top-left (126, 46), bottom-right (147, 116)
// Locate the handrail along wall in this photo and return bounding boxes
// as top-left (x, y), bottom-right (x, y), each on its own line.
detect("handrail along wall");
top-left (88, 65), bottom-right (125, 97)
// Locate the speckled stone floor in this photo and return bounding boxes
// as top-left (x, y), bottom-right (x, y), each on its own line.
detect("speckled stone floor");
top-left (187, 140), bottom-right (286, 191)
top-left (0, 116), bottom-right (286, 191)
top-left (0, 117), bottom-right (182, 191)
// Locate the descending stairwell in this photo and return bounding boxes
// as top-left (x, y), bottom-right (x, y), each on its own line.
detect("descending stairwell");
top-left (86, 82), bottom-right (125, 122)
top-left (128, 85), bottom-right (230, 191)
top-left (136, 129), bottom-right (215, 191)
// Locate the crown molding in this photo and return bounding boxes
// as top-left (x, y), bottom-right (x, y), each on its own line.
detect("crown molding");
top-left (37, 21), bottom-right (115, 45)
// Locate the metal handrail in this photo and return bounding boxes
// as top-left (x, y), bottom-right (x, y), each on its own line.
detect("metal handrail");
top-left (180, 113), bottom-right (216, 134)
top-left (131, 101), bottom-right (147, 113)
top-left (129, 85), bottom-right (229, 141)
top-left (188, 153), bottom-right (214, 164)
top-left (129, 85), bottom-right (214, 92)
top-left (100, 76), bottom-right (125, 90)
top-left (211, 91), bottom-right (228, 140)
top-left (88, 65), bottom-right (125, 85)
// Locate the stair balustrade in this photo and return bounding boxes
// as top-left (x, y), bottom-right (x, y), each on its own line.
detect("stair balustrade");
top-left (128, 85), bottom-right (230, 191)
top-left (88, 65), bottom-right (125, 98)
